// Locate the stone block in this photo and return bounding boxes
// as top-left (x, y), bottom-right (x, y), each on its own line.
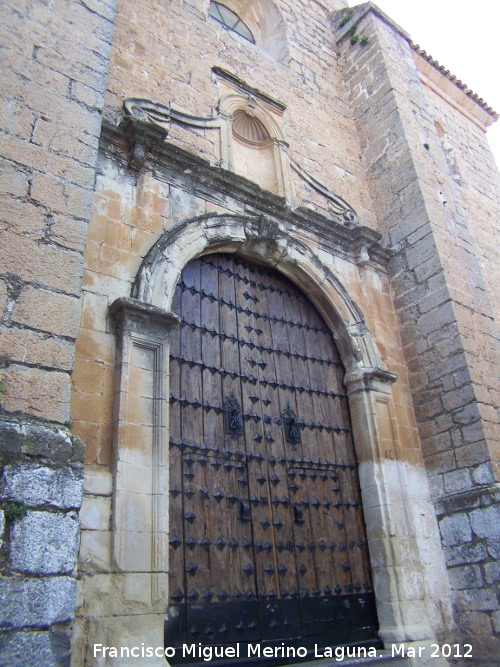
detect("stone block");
top-left (0, 328), bottom-right (75, 372)
top-left (71, 358), bottom-right (105, 395)
top-left (80, 495), bottom-right (111, 531)
top-left (461, 420), bottom-right (486, 445)
top-left (32, 116), bottom-right (97, 165)
top-left (79, 291), bottom-right (109, 332)
top-left (470, 505), bottom-right (500, 540)
top-left (428, 473), bottom-right (443, 498)
top-left (487, 538), bottom-right (500, 560)
top-left (1, 461), bottom-right (83, 509)
top-left (472, 463), bottom-right (495, 485)
top-left (442, 384), bottom-right (476, 412)
top-left (84, 466), bottom-right (113, 496)
top-left (0, 630), bottom-right (68, 667)
top-left (443, 468), bottom-right (472, 494)
top-left (0, 158), bottom-right (30, 198)
top-left (12, 286), bottom-right (80, 339)
top-left (445, 542), bottom-right (488, 567)
top-left (448, 564), bottom-right (484, 591)
top-left (0, 509), bottom-right (4, 547)
top-left (455, 441), bottom-right (489, 468)
top-left (439, 513), bottom-right (472, 546)
top-left (424, 450), bottom-right (456, 476)
top-left (459, 610), bottom-right (494, 637)
top-left (30, 171), bottom-right (93, 219)
top-left (484, 562), bottom-right (500, 585)
top-left (0, 365), bottom-right (71, 424)
top-left (10, 511), bottom-right (80, 574)
top-left (0, 577), bottom-right (76, 629)
top-left (0, 418), bottom-right (84, 467)
top-left (0, 231), bottom-right (85, 296)
top-left (70, 80), bottom-right (105, 110)
top-left (455, 588), bottom-right (500, 613)
top-left (453, 402), bottom-right (482, 426)
top-left (79, 529), bottom-right (112, 573)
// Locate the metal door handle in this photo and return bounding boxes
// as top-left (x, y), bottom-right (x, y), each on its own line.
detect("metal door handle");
top-left (240, 500), bottom-right (251, 521)
top-left (294, 504), bottom-right (304, 523)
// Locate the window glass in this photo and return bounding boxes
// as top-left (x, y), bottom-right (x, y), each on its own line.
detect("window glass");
top-left (210, 2), bottom-right (255, 43)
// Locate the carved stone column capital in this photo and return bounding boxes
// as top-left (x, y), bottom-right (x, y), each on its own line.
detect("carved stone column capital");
top-left (344, 366), bottom-right (398, 395)
top-left (110, 297), bottom-right (179, 339)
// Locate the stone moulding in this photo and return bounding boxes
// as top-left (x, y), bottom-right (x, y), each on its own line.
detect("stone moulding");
top-left (110, 298), bottom-right (179, 602)
top-left (131, 211), bottom-right (392, 384)
top-left (121, 96), bottom-right (360, 225)
top-left (101, 120), bottom-right (390, 271)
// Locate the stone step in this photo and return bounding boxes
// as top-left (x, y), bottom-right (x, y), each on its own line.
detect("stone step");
top-left (284, 649), bottom-right (409, 667)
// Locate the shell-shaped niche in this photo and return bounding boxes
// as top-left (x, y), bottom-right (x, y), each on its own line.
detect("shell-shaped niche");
top-left (232, 109), bottom-right (271, 145)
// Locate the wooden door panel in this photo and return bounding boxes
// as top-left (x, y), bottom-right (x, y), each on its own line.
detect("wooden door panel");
top-left (166, 254), bottom-right (378, 660)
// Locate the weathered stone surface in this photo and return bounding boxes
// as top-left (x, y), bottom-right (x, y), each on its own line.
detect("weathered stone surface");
top-left (443, 468), bottom-right (472, 494)
top-left (83, 466), bottom-right (113, 496)
top-left (0, 630), bottom-right (71, 667)
top-left (445, 542), bottom-right (488, 567)
top-left (1, 462), bottom-right (83, 509)
top-left (439, 513), bottom-right (472, 547)
top-left (0, 366), bottom-right (71, 424)
top-left (12, 287), bottom-right (81, 339)
top-left (10, 511), bottom-right (80, 575)
top-left (448, 564), bottom-right (484, 591)
top-left (0, 577), bottom-right (76, 629)
top-left (485, 562), bottom-right (500, 585)
top-left (472, 463), bottom-right (495, 485)
top-left (487, 538), bottom-right (500, 560)
top-left (0, 419), bottom-right (84, 468)
top-left (0, 509), bottom-right (4, 548)
top-left (470, 505), bottom-right (500, 540)
top-left (80, 495), bottom-right (111, 531)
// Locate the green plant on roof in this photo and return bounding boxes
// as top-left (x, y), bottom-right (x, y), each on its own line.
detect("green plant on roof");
top-left (339, 11), bottom-right (354, 28)
top-left (360, 36), bottom-right (369, 46)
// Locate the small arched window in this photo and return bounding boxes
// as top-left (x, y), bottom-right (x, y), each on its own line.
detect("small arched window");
top-left (209, 1), bottom-right (255, 43)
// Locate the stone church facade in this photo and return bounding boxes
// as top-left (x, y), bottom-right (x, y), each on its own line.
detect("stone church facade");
top-left (1, 1), bottom-right (499, 666)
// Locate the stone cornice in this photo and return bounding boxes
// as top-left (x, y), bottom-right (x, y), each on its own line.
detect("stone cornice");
top-left (99, 119), bottom-right (392, 271)
top-left (412, 48), bottom-right (497, 130)
top-left (212, 67), bottom-right (287, 113)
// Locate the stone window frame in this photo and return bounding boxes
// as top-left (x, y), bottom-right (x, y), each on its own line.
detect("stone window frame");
top-left (207, 0), bottom-right (289, 61)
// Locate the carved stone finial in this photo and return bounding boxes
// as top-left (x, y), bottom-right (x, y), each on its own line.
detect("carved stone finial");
top-left (122, 98), bottom-right (171, 170)
top-left (242, 216), bottom-right (287, 265)
top-left (244, 215), bottom-right (281, 241)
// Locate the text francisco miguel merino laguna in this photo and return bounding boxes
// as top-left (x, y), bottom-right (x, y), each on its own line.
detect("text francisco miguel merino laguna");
top-left (94, 642), bottom-right (432, 661)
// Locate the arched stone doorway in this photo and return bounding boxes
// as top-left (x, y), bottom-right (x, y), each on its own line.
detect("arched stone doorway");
top-left (164, 252), bottom-right (378, 660)
top-left (109, 212), bottom-right (446, 663)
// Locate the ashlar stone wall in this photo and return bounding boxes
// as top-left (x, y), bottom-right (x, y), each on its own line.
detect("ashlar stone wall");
top-left (0, 1), bottom-right (117, 664)
top-left (334, 3), bottom-right (500, 664)
top-left (103, 0), bottom-right (378, 226)
top-left (0, 418), bottom-right (84, 666)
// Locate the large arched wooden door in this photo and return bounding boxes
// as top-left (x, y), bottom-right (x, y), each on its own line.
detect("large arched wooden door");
top-left (165, 254), bottom-right (378, 662)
